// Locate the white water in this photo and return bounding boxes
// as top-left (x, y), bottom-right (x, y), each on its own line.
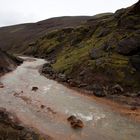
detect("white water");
top-left (0, 57), bottom-right (140, 140)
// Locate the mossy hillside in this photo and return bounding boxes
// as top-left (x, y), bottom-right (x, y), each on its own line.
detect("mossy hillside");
top-left (52, 44), bottom-right (90, 74)
top-left (36, 2), bottom-right (140, 90)
top-left (38, 21), bottom-right (139, 88)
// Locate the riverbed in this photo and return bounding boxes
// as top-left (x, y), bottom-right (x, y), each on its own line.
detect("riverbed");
top-left (0, 57), bottom-right (140, 140)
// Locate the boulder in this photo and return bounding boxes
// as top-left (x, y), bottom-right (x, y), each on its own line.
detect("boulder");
top-left (130, 55), bottom-right (140, 70)
top-left (32, 87), bottom-right (38, 91)
top-left (92, 84), bottom-right (106, 97)
top-left (96, 28), bottom-right (110, 38)
top-left (0, 82), bottom-right (4, 88)
top-left (40, 105), bottom-right (45, 109)
top-left (114, 8), bottom-right (126, 19)
top-left (79, 70), bottom-right (85, 76)
top-left (57, 73), bottom-right (67, 82)
top-left (71, 119), bottom-right (84, 129)
top-left (90, 47), bottom-right (105, 59)
top-left (112, 84), bottom-right (124, 94)
top-left (67, 115), bottom-right (77, 122)
top-left (67, 115), bottom-right (84, 129)
top-left (116, 37), bottom-right (140, 55)
top-left (41, 63), bottom-right (55, 76)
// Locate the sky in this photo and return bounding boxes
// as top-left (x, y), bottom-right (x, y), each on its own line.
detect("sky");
top-left (0, 0), bottom-right (138, 27)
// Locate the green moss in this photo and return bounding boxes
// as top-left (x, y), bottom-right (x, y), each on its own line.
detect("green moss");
top-left (25, 12), bottom-right (140, 90)
top-left (53, 45), bottom-right (90, 74)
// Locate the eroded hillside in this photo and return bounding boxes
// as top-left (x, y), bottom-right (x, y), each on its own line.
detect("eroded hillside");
top-left (31, 1), bottom-right (140, 97)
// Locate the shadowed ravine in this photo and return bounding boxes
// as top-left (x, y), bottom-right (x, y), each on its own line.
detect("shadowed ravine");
top-left (0, 57), bottom-right (140, 140)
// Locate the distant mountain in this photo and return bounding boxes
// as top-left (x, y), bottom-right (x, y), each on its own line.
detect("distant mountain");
top-left (0, 16), bottom-right (93, 53)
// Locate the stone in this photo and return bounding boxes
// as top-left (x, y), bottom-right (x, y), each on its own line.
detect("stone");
top-left (71, 119), bottom-right (84, 129)
top-left (57, 73), bottom-right (67, 82)
top-left (112, 84), bottom-right (124, 94)
top-left (67, 115), bottom-right (84, 129)
top-left (116, 37), bottom-right (140, 55)
top-left (0, 83), bottom-right (4, 88)
top-left (90, 47), bottom-right (105, 59)
top-left (32, 87), bottom-right (38, 91)
top-left (42, 63), bottom-right (55, 76)
top-left (130, 106), bottom-right (137, 111)
top-left (67, 115), bottom-right (77, 122)
top-left (137, 91), bottom-right (140, 97)
top-left (79, 70), bottom-right (85, 76)
top-left (96, 28), bottom-right (110, 38)
top-left (130, 55), bottom-right (140, 70)
top-left (114, 8), bottom-right (126, 19)
top-left (47, 107), bottom-right (56, 114)
top-left (78, 83), bottom-right (88, 88)
top-left (92, 84), bottom-right (106, 97)
top-left (40, 105), bottom-right (45, 109)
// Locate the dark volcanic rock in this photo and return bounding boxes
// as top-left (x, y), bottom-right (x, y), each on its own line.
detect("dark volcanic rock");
top-left (57, 73), bottom-right (67, 82)
top-left (114, 8), bottom-right (126, 19)
top-left (42, 63), bottom-right (55, 76)
top-left (32, 87), bottom-right (38, 91)
top-left (92, 84), bottom-right (106, 97)
top-left (0, 82), bottom-right (4, 88)
top-left (71, 119), bottom-right (84, 129)
top-left (67, 115), bottom-right (84, 129)
top-left (90, 47), bottom-right (105, 59)
top-left (67, 115), bottom-right (77, 122)
top-left (131, 0), bottom-right (140, 14)
top-left (96, 28), bottom-right (110, 38)
top-left (112, 84), bottom-right (124, 94)
top-left (41, 105), bottom-right (45, 109)
top-left (130, 55), bottom-right (140, 70)
top-left (116, 37), bottom-right (140, 55)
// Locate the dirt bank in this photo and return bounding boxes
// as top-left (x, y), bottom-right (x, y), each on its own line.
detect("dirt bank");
top-left (0, 49), bottom-right (23, 76)
top-left (0, 108), bottom-right (51, 140)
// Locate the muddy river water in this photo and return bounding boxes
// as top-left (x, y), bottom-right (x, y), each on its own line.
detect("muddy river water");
top-left (0, 57), bottom-right (140, 140)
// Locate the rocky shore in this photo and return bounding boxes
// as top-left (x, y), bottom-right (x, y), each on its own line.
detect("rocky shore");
top-left (40, 62), bottom-right (140, 109)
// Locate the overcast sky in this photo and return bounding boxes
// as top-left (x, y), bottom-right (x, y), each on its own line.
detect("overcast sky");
top-left (0, 0), bottom-right (138, 27)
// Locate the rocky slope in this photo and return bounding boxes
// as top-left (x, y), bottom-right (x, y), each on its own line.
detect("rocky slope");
top-left (38, 1), bottom-right (140, 98)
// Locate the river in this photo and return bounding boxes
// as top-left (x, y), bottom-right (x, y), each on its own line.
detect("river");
top-left (0, 57), bottom-right (140, 140)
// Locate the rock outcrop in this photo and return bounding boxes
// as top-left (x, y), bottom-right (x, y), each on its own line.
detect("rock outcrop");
top-left (0, 49), bottom-right (23, 76)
